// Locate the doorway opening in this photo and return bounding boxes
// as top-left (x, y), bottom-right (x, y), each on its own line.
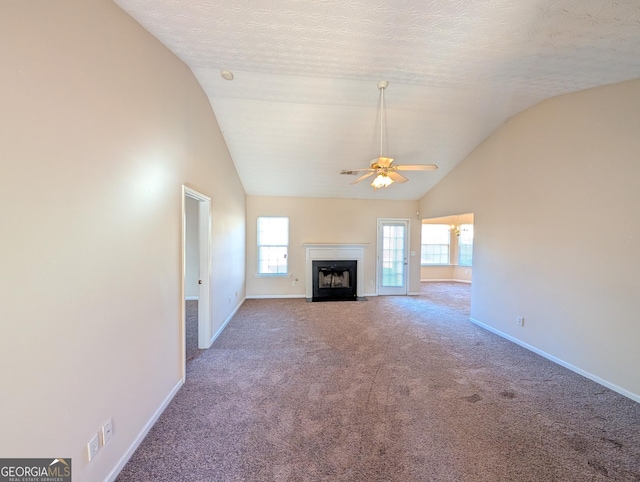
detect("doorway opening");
top-left (419, 213), bottom-right (474, 288)
top-left (184, 196), bottom-right (200, 362)
top-left (182, 186), bottom-right (212, 380)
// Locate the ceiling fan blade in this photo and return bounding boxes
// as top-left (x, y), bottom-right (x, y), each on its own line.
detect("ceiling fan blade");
top-left (387, 171), bottom-right (408, 183)
top-left (350, 171), bottom-right (375, 184)
top-left (340, 168), bottom-right (374, 175)
top-left (395, 164), bottom-right (438, 171)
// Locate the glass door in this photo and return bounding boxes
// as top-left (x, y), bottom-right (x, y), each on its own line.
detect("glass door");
top-left (377, 219), bottom-right (409, 295)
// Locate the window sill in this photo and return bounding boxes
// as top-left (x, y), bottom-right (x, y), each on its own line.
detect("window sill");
top-left (254, 273), bottom-right (291, 278)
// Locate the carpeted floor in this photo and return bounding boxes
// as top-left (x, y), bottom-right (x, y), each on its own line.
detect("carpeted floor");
top-left (185, 300), bottom-right (201, 362)
top-left (117, 282), bottom-right (640, 481)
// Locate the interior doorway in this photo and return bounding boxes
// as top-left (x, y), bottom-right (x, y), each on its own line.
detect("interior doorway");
top-left (184, 196), bottom-right (200, 362)
top-left (420, 213), bottom-right (474, 285)
top-left (182, 186), bottom-right (211, 380)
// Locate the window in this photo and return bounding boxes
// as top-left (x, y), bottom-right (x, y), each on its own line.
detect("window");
top-left (257, 217), bottom-right (289, 274)
top-left (458, 224), bottom-right (474, 267)
top-left (421, 224), bottom-right (450, 264)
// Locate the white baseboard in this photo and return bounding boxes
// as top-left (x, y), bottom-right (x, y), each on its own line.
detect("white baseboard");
top-left (245, 294), bottom-right (307, 299)
top-left (107, 299), bottom-right (245, 480)
top-left (469, 317), bottom-right (640, 404)
top-left (185, 295), bottom-right (199, 301)
top-left (106, 379), bottom-right (183, 482)
top-left (420, 279), bottom-right (471, 283)
top-left (209, 298), bottom-right (245, 345)
top-left (246, 294), bottom-right (379, 299)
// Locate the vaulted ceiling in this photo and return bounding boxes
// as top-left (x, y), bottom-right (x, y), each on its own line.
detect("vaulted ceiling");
top-left (114, 0), bottom-right (640, 200)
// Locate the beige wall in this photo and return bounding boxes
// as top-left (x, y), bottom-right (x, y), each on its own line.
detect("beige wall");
top-left (420, 266), bottom-right (472, 282)
top-left (0, 2), bottom-right (245, 480)
top-left (452, 266), bottom-right (473, 283)
top-left (419, 78), bottom-right (640, 401)
top-left (246, 197), bottom-right (422, 297)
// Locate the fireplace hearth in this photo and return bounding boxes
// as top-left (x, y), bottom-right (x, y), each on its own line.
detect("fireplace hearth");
top-left (312, 260), bottom-right (357, 302)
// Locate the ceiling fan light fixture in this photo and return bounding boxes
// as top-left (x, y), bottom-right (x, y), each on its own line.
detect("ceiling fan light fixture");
top-left (371, 173), bottom-right (393, 189)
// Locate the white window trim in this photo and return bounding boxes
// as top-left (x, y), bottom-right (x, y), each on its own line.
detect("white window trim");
top-left (257, 216), bottom-right (289, 275)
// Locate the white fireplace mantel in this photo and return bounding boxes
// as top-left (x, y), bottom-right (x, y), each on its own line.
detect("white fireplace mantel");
top-left (303, 243), bottom-right (367, 299)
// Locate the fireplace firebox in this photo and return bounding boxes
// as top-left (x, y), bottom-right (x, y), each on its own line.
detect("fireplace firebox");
top-left (312, 260), bottom-right (357, 302)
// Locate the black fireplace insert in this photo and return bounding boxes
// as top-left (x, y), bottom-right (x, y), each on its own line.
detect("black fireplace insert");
top-left (312, 260), bottom-right (357, 301)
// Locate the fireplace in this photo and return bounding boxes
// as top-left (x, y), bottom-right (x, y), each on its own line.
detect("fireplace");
top-left (312, 260), bottom-right (357, 301)
top-left (304, 243), bottom-right (366, 301)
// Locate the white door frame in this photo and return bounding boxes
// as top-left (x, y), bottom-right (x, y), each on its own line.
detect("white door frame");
top-left (377, 218), bottom-right (410, 295)
top-left (181, 186), bottom-right (212, 380)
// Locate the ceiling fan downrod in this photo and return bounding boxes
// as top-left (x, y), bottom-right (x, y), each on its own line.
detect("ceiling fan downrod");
top-left (338, 79), bottom-right (437, 189)
top-left (377, 80), bottom-right (388, 159)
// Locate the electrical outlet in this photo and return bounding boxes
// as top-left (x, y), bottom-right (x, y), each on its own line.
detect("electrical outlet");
top-left (101, 418), bottom-right (113, 446)
top-left (87, 433), bottom-right (99, 461)
top-left (517, 316), bottom-right (524, 326)
top-left (291, 280), bottom-right (296, 286)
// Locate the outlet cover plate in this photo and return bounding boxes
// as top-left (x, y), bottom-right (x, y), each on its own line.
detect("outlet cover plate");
top-left (88, 433), bottom-right (99, 461)
top-left (101, 418), bottom-right (113, 445)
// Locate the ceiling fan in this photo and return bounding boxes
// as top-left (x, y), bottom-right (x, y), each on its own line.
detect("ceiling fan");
top-left (340, 80), bottom-right (438, 190)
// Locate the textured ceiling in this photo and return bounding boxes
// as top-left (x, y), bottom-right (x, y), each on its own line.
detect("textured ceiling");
top-left (113, 0), bottom-right (640, 200)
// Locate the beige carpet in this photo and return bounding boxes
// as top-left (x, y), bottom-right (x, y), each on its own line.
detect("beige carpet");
top-left (185, 300), bottom-right (200, 362)
top-left (117, 283), bottom-right (640, 481)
